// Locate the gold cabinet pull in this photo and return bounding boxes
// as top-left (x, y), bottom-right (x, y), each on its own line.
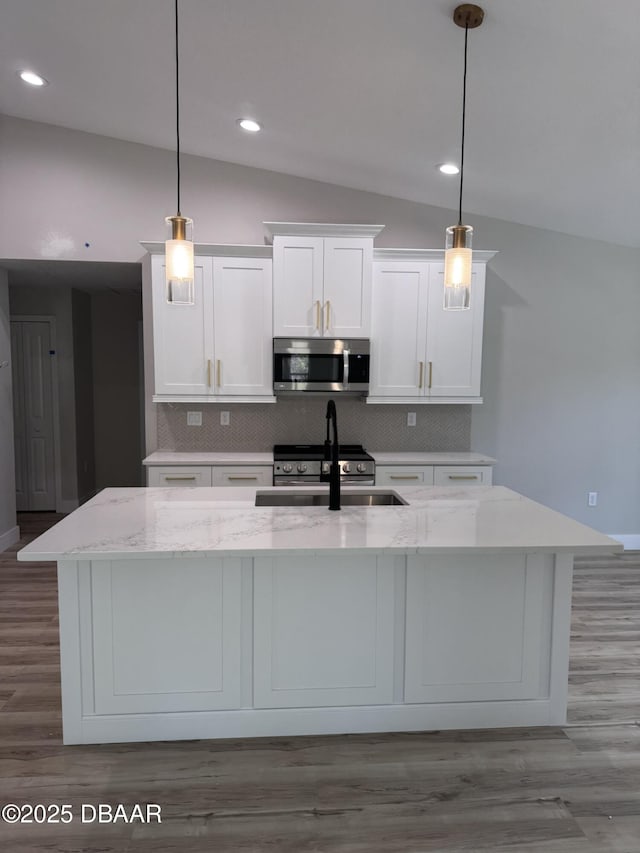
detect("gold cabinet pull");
top-left (418, 361), bottom-right (424, 389)
top-left (428, 361), bottom-right (433, 389)
top-left (325, 300), bottom-right (331, 331)
top-left (390, 475), bottom-right (420, 480)
top-left (165, 475), bottom-right (197, 481)
top-left (207, 359), bottom-right (212, 387)
top-left (315, 300), bottom-right (321, 332)
top-left (448, 475), bottom-right (479, 480)
top-left (216, 359), bottom-right (221, 387)
top-left (227, 476), bottom-right (258, 481)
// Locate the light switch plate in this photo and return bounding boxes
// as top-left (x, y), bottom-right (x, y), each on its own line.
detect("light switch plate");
top-left (220, 411), bottom-right (230, 426)
top-left (187, 411), bottom-right (202, 427)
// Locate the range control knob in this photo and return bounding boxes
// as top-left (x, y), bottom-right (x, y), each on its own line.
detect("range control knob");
top-left (342, 462), bottom-right (351, 474)
top-left (297, 463), bottom-right (307, 473)
top-left (356, 463), bottom-right (367, 473)
top-left (322, 461), bottom-right (331, 474)
top-left (282, 463), bottom-right (293, 474)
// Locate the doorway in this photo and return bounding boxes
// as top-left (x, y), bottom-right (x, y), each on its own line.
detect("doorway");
top-left (10, 318), bottom-right (59, 511)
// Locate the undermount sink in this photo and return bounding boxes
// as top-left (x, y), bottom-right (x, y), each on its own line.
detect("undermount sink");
top-left (255, 491), bottom-right (407, 507)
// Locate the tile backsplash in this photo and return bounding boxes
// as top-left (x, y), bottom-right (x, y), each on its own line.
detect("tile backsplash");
top-left (156, 400), bottom-right (470, 452)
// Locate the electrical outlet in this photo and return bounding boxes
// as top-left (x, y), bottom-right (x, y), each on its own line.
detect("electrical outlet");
top-left (588, 491), bottom-right (598, 507)
top-left (187, 411), bottom-right (202, 427)
top-left (220, 411), bottom-right (230, 426)
top-left (407, 412), bottom-right (417, 427)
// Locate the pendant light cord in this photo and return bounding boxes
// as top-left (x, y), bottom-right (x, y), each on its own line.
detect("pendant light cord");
top-left (458, 23), bottom-right (469, 227)
top-left (174, 0), bottom-right (181, 216)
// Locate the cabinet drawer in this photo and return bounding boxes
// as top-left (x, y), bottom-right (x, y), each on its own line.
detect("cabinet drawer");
top-left (375, 466), bottom-right (434, 486)
top-left (212, 466), bottom-right (272, 487)
top-left (433, 466), bottom-right (492, 486)
top-left (147, 466), bottom-right (213, 487)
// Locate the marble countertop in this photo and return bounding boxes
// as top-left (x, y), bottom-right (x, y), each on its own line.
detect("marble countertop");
top-left (143, 452), bottom-right (274, 465)
top-left (370, 452), bottom-right (496, 465)
top-left (18, 485), bottom-right (620, 561)
top-left (143, 451), bottom-right (496, 466)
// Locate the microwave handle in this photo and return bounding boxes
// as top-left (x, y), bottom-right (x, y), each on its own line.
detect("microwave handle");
top-left (343, 349), bottom-right (350, 388)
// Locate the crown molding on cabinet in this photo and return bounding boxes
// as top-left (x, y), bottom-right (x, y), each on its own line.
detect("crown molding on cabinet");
top-left (373, 248), bottom-right (498, 263)
top-left (263, 222), bottom-right (386, 241)
top-left (140, 242), bottom-right (272, 258)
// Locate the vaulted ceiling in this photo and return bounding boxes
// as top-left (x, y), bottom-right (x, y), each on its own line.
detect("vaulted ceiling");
top-left (2, 0), bottom-right (639, 247)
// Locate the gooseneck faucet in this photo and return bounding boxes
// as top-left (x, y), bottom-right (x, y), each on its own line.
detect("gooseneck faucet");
top-left (325, 399), bottom-right (341, 511)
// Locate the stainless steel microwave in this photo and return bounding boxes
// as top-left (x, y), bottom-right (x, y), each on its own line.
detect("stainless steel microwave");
top-left (273, 338), bottom-right (370, 395)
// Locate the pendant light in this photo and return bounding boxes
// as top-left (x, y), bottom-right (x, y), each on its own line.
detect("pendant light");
top-left (444, 4), bottom-right (484, 310)
top-left (165, 0), bottom-right (194, 304)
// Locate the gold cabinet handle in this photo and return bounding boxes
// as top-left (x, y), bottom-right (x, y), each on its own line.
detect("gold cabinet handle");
top-left (165, 476), bottom-right (197, 481)
top-left (428, 361), bottom-right (433, 389)
top-left (315, 300), bottom-right (321, 332)
top-left (325, 300), bottom-right (331, 332)
top-left (227, 476), bottom-right (258, 481)
top-left (418, 361), bottom-right (424, 389)
top-left (207, 359), bottom-right (212, 387)
top-left (216, 359), bottom-right (221, 387)
top-left (447, 475), bottom-right (479, 480)
top-left (390, 475), bottom-right (420, 480)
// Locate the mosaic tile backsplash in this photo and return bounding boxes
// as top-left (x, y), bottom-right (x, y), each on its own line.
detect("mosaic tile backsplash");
top-left (156, 400), bottom-right (470, 452)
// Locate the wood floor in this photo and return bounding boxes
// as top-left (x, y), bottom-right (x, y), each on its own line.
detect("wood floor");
top-left (0, 514), bottom-right (639, 852)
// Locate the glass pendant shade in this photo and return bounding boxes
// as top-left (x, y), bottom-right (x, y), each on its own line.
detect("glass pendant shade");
top-left (444, 225), bottom-right (473, 310)
top-left (165, 215), bottom-right (194, 304)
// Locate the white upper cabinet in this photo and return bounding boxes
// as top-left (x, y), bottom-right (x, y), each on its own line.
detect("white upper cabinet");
top-left (148, 250), bottom-right (273, 401)
top-left (152, 255), bottom-right (214, 396)
top-left (268, 223), bottom-right (383, 338)
top-left (370, 252), bottom-right (490, 402)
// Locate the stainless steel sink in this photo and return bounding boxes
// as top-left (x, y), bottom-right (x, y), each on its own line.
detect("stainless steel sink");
top-left (255, 491), bottom-right (407, 507)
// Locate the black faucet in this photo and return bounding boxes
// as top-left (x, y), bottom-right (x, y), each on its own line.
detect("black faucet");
top-left (325, 399), bottom-right (341, 511)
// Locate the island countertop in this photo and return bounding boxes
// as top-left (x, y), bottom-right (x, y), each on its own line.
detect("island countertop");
top-left (18, 485), bottom-right (620, 561)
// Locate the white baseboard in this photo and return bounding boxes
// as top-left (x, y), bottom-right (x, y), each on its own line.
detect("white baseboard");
top-left (58, 499), bottom-right (79, 514)
top-left (607, 534), bottom-right (640, 550)
top-left (0, 525), bottom-right (20, 552)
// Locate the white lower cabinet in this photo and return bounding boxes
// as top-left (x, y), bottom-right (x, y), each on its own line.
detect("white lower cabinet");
top-left (253, 555), bottom-right (396, 708)
top-left (404, 554), bottom-right (548, 703)
top-left (376, 465), bottom-right (492, 487)
top-left (90, 558), bottom-right (243, 714)
top-left (147, 465), bottom-right (273, 487)
top-left (376, 465), bottom-right (434, 486)
top-left (433, 466), bottom-right (493, 486)
top-left (147, 466), bottom-right (213, 487)
top-left (212, 466), bottom-right (272, 487)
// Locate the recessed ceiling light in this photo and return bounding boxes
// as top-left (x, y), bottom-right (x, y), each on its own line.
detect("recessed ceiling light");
top-left (237, 118), bottom-right (261, 133)
top-left (19, 70), bottom-right (48, 87)
top-left (438, 163), bottom-right (460, 175)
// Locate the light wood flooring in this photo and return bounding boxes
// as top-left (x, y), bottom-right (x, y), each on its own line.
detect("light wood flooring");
top-left (0, 513), bottom-right (638, 852)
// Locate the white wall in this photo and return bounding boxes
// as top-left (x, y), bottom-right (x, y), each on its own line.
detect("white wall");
top-left (0, 269), bottom-right (18, 549)
top-left (2, 115), bottom-right (639, 535)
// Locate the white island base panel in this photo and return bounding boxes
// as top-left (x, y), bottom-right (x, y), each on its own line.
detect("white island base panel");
top-left (58, 549), bottom-right (572, 745)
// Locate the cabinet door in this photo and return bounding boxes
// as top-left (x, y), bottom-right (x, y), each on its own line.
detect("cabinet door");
top-left (152, 255), bottom-right (214, 396)
top-left (433, 466), bottom-right (493, 486)
top-left (212, 258), bottom-right (273, 395)
top-left (253, 555), bottom-right (395, 708)
top-left (212, 466), bottom-right (272, 487)
top-left (425, 263), bottom-right (485, 397)
top-left (370, 262), bottom-right (428, 396)
top-left (273, 236), bottom-right (324, 337)
top-left (147, 466), bottom-right (213, 487)
top-left (405, 554), bottom-right (546, 703)
top-left (91, 558), bottom-right (242, 714)
top-left (375, 465), bottom-right (434, 486)
top-left (322, 238), bottom-right (372, 337)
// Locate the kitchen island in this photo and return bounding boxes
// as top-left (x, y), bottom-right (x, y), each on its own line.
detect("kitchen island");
top-left (19, 485), bottom-right (619, 744)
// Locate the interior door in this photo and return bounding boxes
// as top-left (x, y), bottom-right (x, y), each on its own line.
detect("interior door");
top-left (11, 321), bottom-right (56, 511)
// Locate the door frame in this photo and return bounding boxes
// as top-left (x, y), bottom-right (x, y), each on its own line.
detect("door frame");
top-left (11, 315), bottom-right (63, 514)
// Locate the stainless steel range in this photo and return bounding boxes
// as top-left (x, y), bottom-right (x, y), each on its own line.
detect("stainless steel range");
top-left (273, 444), bottom-right (375, 486)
